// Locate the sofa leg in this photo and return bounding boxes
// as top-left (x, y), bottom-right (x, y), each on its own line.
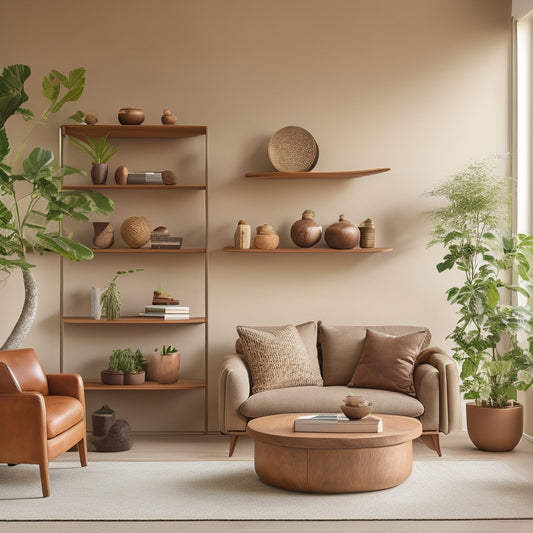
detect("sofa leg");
top-left (229, 434), bottom-right (239, 457)
top-left (420, 431), bottom-right (442, 456)
top-left (78, 436), bottom-right (88, 467)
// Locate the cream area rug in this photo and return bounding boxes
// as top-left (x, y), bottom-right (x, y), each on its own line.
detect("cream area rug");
top-left (0, 460), bottom-right (532, 521)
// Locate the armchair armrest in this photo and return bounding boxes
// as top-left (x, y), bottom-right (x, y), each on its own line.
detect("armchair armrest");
top-left (0, 362), bottom-right (21, 393)
top-left (218, 354), bottom-right (251, 433)
top-left (47, 373), bottom-right (86, 407)
top-left (0, 391), bottom-right (48, 463)
top-left (417, 347), bottom-right (462, 434)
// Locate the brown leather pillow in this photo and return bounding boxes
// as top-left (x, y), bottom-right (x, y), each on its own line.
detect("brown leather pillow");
top-left (347, 329), bottom-right (428, 396)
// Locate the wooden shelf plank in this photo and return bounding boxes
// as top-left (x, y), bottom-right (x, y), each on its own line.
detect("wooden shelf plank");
top-left (245, 168), bottom-right (391, 179)
top-left (61, 124), bottom-right (206, 139)
top-left (223, 247), bottom-right (392, 253)
top-left (83, 379), bottom-right (205, 391)
top-left (92, 248), bottom-right (205, 254)
top-left (62, 184), bottom-right (206, 190)
top-left (63, 316), bottom-right (205, 324)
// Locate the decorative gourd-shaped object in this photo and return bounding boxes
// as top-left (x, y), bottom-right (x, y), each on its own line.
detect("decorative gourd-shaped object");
top-left (290, 209), bottom-right (322, 247)
top-left (254, 224), bottom-right (279, 250)
top-left (234, 219), bottom-right (251, 249)
top-left (324, 214), bottom-right (360, 249)
top-left (120, 216), bottom-right (151, 248)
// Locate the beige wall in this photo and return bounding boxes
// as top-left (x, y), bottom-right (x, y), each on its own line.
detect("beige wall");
top-left (1, 0), bottom-right (512, 432)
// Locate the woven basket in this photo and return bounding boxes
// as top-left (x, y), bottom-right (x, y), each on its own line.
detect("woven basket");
top-left (120, 216), bottom-right (151, 248)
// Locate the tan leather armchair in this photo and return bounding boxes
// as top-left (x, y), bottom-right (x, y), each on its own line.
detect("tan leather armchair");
top-left (0, 348), bottom-right (87, 497)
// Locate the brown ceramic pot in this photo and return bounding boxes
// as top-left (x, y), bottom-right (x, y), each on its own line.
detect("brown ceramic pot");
top-left (324, 214), bottom-right (360, 249)
top-left (145, 353), bottom-right (180, 384)
top-left (91, 163), bottom-right (108, 184)
top-left (124, 371), bottom-right (146, 385)
top-left (93, 222), bottom-right (114, 249)
top-left (466, 402), bottom-right (524, 452)
top-left (290, 209), bottom-right (322, 248)
top-left (118, 107), bottom-right (145, 125)
top-left (100, 370), bottom-right (124, 385)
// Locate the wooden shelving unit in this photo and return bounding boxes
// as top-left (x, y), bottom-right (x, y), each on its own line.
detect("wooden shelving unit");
top-left (223, 247), bottom-right (392, 253)
top-left (244, 168), bottom-right (390, 179)
top-left (59, 124), bottom-right (208, 431)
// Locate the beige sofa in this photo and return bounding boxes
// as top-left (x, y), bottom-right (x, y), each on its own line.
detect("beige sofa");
top-left (218, 322), bottom-right (461, 456)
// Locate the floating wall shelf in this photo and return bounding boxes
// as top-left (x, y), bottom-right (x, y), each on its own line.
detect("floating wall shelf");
top-left (244, 168), bottom-right (391, 179)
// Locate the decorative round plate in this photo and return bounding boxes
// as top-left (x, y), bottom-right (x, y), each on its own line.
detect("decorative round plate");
top-left (268, 126), bottom-right (319, 172)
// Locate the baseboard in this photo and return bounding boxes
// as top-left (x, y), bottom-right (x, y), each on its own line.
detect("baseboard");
top-left (523, 432), bottom-right (533, 443)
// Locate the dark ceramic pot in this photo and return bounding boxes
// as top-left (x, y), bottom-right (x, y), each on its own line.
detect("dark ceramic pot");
top-left (100, 370), bottom-right (124, 385)
top-left (91, 163), bottom-right (108, 184)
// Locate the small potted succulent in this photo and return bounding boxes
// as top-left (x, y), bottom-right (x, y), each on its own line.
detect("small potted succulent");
top-left (123, 348), bottom-right (147, 385)
top-left (69, 134), bottom-right (118, 184)
top-left (145, 344), bottom-right (180, 384)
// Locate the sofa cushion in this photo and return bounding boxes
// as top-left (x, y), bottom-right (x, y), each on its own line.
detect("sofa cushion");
top-left (240, 385), bottom-right (424, 419)
top-left (236, 325), bottom-right (323, 394)
top-left (235, 321), bottom-right (320, 377)
top-left (348, 328), bottom-right (428, 395)
top-left (318, 324), bottom-right (431, 386)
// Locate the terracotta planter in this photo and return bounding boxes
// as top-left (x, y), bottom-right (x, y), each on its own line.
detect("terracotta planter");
top-left (124, 371), bottom-right (146, 385)
top-left (145, 353), bottom-right (180, 384)
top-left (101, 370), bottom-right (124, 385)
top-left (466, 403), bottom-right (524, 452)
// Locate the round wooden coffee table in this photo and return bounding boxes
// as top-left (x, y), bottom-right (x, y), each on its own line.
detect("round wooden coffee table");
top-left (246, 413), bottom-right (422, 493)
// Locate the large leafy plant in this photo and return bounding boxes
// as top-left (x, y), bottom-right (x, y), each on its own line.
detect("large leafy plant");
top-left (427, 160), bottom-right (533, 407)
top-left (0, 64), bottom-right (114, 349)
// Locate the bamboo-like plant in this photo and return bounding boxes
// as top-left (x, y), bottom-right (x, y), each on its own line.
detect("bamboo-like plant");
top-left (69, 135), bottom-right (118, 164)
top-left (427, 160), bottom-right (533, 407)
top-left (99, 268), bottom-right (143, 320)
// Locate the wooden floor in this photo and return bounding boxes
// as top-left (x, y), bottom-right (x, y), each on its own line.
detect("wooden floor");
top-left (2, 431), bottom-right (532, 532)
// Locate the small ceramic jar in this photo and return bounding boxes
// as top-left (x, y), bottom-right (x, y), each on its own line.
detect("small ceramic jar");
top-left (254, 224), bottom-right (279, 249)
top-left (118, 107), bottom-right (145, 125)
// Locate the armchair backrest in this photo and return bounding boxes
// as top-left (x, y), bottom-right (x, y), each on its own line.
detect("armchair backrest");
top-left (0, 348), bottom-right (49, 395)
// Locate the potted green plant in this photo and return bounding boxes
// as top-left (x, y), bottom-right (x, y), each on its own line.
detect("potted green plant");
top-left (145, 344), bottom-right (180, 384)
top-left (0, 64), bottom-right (114, 350)
top-left (99, 268), bottom-right (143, 320)
top-left (124, 348), bottom-right (146, 385)
top-left (68, 134), bottom-right (118, 184)
top-left (101, 347), bottom-right (146, 385)
top-left (101, 348), bottom-right (128, 385)
top-left (427, 160), bottom-right (533, 451)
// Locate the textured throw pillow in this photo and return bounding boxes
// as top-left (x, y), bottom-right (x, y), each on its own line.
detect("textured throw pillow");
top-left (347, 328), bottom-right (428, 396)
top-left (237, 325), bottom-right (323, 394)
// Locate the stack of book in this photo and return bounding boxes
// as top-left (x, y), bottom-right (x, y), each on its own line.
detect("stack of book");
top-left (127, 171), bottom-right (163, 184)
top-left (150, 233), bottom-right (183, 249)
top-left (138, 304), bottom-right (190, 320)
top-left (294, 414), bottom-right (383, 433)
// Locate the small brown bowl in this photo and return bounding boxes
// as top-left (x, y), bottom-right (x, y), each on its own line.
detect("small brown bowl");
top-left (340, 404), bottom-right (372, 419)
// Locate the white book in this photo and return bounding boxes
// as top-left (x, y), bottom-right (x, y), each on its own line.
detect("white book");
top-left (144, 305), bottom-right (190, 313)
top-left (138, 312), bottom-right (190, 320)
top-left (294, 414), bottom-right (383, 433)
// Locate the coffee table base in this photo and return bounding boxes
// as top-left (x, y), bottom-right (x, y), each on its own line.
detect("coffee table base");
top-left (254, 439), bottom-right (414, 493)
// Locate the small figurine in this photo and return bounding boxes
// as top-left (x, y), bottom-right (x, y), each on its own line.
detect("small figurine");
top-left (161, 108), bottom-right (177, 125)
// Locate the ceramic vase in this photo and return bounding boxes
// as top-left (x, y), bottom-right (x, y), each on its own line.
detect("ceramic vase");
top-left (93, 222), bottom-right (114, 249)
top-left (91, 286), bottom-right (106, 320)
top-left (91, 163), bottom-right (108, 185)
top-left (234, 221), bottom-right (251, 249)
